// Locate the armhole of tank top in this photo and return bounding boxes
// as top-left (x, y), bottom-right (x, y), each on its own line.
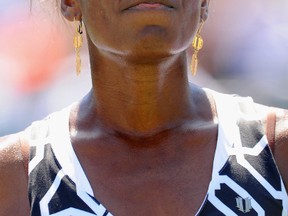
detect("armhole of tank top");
top-left (23, 104), bottom-right (73, 178)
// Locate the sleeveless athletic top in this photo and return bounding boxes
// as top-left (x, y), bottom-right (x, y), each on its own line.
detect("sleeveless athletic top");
top-left (26, 90), bottom-right (288, 216)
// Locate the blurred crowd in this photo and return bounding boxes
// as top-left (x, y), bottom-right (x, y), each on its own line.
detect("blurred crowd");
top-left (200, 0), bottom-right (288, 107)
top-left (0, 0), bottom-right (288, 136)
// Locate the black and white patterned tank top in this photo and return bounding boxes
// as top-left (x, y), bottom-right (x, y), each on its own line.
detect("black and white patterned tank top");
top-left (27, 90), bottom-right (288, 215)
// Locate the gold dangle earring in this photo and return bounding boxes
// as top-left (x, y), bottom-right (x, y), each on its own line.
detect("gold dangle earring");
top-left (73, 17), bottom-right (83, 76)
top-left (191, 19), bottom-right (205, 76)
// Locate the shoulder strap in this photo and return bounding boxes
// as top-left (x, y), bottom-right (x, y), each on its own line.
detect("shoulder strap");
top-left (266, 110), bottom-right (276, 154)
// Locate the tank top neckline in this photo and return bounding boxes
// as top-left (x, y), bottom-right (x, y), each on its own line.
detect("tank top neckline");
top-left (53, 90), bottom-right (237, 215)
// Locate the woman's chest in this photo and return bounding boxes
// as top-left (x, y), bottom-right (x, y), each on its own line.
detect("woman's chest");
top-left (86, 161), bottom-right (212, 215)
top-left (75, 139), bottom-right (216, 216)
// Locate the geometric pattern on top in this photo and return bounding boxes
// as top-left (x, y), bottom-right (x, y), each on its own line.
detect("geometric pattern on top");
top-left (197, 112), bottom-right (288, 215)
top-left (29, 143), bottom-right (112, 216)
top-left (27, 94), bottom-right (288, 216)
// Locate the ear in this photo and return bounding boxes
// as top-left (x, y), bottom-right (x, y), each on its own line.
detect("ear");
top-left (61, 0), bottom-right (82, 21)
top-left (200, 0), bottom-right (210, 22)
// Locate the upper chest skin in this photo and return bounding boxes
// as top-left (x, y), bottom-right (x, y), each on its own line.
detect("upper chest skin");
top-left (70, 122), bottom-right (218, 216)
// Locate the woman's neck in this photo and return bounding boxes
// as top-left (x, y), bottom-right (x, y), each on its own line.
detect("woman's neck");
top-left (83, 48), bottom-right (196, 138)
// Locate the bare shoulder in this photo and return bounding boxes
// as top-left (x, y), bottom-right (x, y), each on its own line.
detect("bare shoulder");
top-left (254, 103), bottom-right (288, 189)
top-left (272, 107), bottom-right (288, 190)
top-left (254, 104), bottom-right (288, 150)
top-left (0, 133), bottom-right (30, 215)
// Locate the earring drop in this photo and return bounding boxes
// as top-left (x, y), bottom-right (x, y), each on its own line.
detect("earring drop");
top-left (191, 19), bottom-right (205, 76)
top-left (73, 18), bottom-right (83, 76)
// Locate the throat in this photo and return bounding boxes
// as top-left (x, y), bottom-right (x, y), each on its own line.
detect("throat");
top-left (86, 79), bottom-right (194, 138)
top-left (96, 88), bottom-right (193, 138)
top-left (86, 54), bottom-right (198, 138)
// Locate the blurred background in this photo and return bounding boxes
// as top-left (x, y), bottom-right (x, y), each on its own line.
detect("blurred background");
top-left (0, 0), bottom-right (288, 136)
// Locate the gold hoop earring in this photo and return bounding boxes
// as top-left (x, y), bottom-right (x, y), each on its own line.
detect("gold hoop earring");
top-left (73, 18), bottom-right (83, 76)
top-left (191, 19), bottom-right (205, 76)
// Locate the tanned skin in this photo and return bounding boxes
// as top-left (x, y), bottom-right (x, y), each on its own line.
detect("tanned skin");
top-left (0, 0), bottom-right (287, 215)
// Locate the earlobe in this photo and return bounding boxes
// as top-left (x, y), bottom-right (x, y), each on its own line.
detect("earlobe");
top-left (61, 0), bottom-right (82, 21)
top-left (200, 0), bottom-right (209, 21)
